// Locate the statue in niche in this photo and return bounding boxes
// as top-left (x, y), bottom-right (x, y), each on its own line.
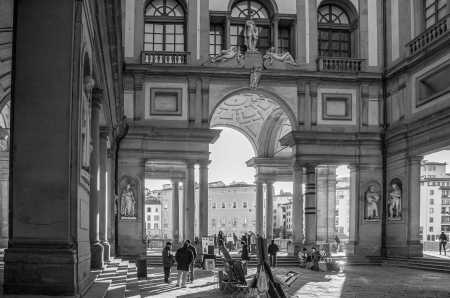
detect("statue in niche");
top-left (388, 179), bottom-right (402, 220)
top-left (364, 185), bottom-right (380, 220)
top-left (249, 66), bottom-right (262, 89)
top-left (245, 20), bottom-right (259, 52)
top-left (120, 183), bottom-right (137, 218)
top-left (81, 76), bottom-right (95, 170)
top-left (263, 47), bottom-right (297, 66)
top-left (210, 46), bottom-right (242, 63)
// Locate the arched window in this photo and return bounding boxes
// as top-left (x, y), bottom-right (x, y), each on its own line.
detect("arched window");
top-left (144, 0), bottom-right (185, 52)
top-left (230, 0), bottom-right (271, 52)
top-left (424, 0), bottom-right (447, 29)
top-left (318, 4), bottom-right (353, 57)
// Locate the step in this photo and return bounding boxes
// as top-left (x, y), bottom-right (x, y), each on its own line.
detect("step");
top-left (84, 280), bottom-right (111, 298)
top-left (105, 285), bottom-right (126, 298)
top-left (384, 262), bottom-right (450, 274)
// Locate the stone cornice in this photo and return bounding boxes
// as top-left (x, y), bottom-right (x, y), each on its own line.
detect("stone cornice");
top-left (280, 130), bottom-right (382, 147)
top-left (124, 63), bottom-right (382, 83)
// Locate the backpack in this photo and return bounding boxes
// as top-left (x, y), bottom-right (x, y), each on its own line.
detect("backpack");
top-left (257, 265), bottom-right (269, 294)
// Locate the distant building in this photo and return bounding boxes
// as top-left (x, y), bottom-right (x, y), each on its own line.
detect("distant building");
top-left (144, 196), bottom-right (162, 237)
top-left (420, 161), bottom-right (450, 241)
top-left (335, 177), bottom-right (350, 240)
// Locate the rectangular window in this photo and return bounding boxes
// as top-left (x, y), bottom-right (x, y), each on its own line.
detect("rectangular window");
top-left (154, 223), bottom-right (159, 229)
top-left (147, 207), bottom-right (151, 212)
top-left (430, 189), bottom-right (435, 195)
top-left (209, 23), bottom-right (224, 57)
top-left (429, 226), bottom-right (434, 232)
top-left (278, 26), bottom-right (291, 54)
top-left (430, 217), bottom-right (434, 223)
top-left (144, 23), bottom-right (185, 52)
top-left (243, 202), bottom-right (248, 208)
top-left (430, 208), bottom-right (434, 213)
top-left (430, 198), bottom-right (434, 205)
top-left (154, 215), bottom-right (159, 221)
top-left (318, 30), bottom-right (351, 57)
top-left (425, 0), bottom-right (447, 29)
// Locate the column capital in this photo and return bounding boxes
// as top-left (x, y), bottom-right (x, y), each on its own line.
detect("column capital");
top-left (408, 155), bottom-right (423, 165)
top-left (198, 160), bottom-right (210, 168)
top-left (185, 160), bottom-right (196, 168)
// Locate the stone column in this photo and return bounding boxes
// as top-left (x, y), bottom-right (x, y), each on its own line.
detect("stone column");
top-left (90, 89), bottom-right (104, 269)
top-left (4, 2), bottom-right (93, 293)
top-left (256, 180), bottom-right (264, 236)
top-left (184, 161), bottom-right (195, 241)
top-left (292, 162), bottom-right (304, 247)
top-left (408, 156), bottom-right (423, 256)
top-left (265, 180), bottom-right (274, 240)
top-left (327, 166), bottom-right (337, 242)
top-left (0, 152), bottom-right (8, 248)
top-left (273, 16), bottom-right (279, 51)
top-left (348, 165), bottom-right (359, 256)
top-left (316, 166), bottom-right (329, 243)
top-left (99, 128), bottom-right (111, 262)
top-left (304, 164), bottom-right (317, 246)
top-left (172, 180), bottom-right (180, 243)
top-left (199, 161), bottom-right (209, 238)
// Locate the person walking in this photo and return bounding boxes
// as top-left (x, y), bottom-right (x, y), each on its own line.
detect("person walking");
top-left (186, 239), bottom-right (197, 283)
top-left (240, 240), bottom-right (250, 275)
top-left (268, 239), bottom-right (279, 267)
top-left (162, 242), bottom-right (174, 283)
top-left (175, 241), bottom-right (194, 288)
top-left (439, 232), bottom-right (448, 256)
top-left (335, 235), bottom-right (341, 253)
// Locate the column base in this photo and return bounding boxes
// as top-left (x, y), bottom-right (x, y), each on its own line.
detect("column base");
top-left (386, 242), bottom-right (423, 257)
top-left (0, 237), bottom-right (8, 248)
top-left (4, 246), bottom-right (93, 296)
top-left (102, 241), bottom-right (111, 262)
top-left (91, 242), bottom-right (104, 270)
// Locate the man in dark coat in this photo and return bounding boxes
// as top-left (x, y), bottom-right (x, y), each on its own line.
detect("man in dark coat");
top-left (162, 242), bottom-right (173, 283)
top-left (268, 239), bottom-right (279, 267)
top-left (186, 239), bottom-right (197, 282)
top-left (175, 241), bottom-right (194, 287)
top-left (240, 241), bottom-right (250, 275)
top-left (439, 232), bottom-right (448, 255)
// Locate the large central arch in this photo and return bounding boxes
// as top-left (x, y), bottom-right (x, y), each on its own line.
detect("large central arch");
top-left (210, 88), bottom-right (296, 158)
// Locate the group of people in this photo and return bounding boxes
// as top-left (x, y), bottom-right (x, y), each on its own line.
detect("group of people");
top-left (298, 246), bottom-right (333, 271)
top-left (214, 231), bottom-right (258, 253)
top-left (162, 239), bottom-right (198, 287)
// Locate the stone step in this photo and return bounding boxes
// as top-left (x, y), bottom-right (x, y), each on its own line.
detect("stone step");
top-left (105, 286), bottom-right (126, 298)
top-left (83, 280), bottom-right (111, 298)
top-left (384, 262), bottom-right (450, 274)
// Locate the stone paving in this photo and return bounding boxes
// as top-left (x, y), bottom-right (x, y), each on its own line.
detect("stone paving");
top-left (126, 265), bottom-right (450, 298)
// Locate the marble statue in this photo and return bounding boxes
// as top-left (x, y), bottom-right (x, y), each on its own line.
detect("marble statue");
top-left (211, 46), bottom-right (241, 63)
top-left (365, 185), bottom-right (380, 220)
top-left (388, 182), bottom-right (402, 219)
top-left (120, 184), bottom-right (136, 218)
top-left (263, 47), bottom-right (297, 65)
top-left (245, 20), bottom-right (259, 52)
top-left (250, 66), bottom-right (262, 89)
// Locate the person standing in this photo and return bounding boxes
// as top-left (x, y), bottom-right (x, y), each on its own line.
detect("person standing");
top-left (335, 235), bottom-right (341, 253)
top-left (162, 242), bottom-right (174, 283)
top-left (186, 239), bottom-right (197, 283)
top-left (268, 239), bottom-right (279, 267)
top-left (240, 240), bottom-right (250, 275)
top-left (175, 241), bottom-right (194, 288)
top-left (439, 232), bottom-right (448, 256)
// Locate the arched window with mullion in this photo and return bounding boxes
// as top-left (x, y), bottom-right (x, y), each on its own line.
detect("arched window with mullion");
top-left (318, 4), bottom-right (353, 58)
top-left (230, 0), bottom-right (272, 52)
top-left (144, 0), bottom-right (185, 52)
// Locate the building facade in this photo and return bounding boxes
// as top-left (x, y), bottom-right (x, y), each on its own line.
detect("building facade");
top-left (144, 197), bottom-right (162, 237)
top-left (420, 161), bottom-right (450, 241)
top-left (1, 0), bottom-right (450, 295)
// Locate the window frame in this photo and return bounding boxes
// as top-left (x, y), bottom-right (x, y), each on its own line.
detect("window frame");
top-left (424, 0), bottom-right (448, 29)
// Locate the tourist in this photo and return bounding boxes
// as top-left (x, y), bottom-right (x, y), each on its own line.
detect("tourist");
top-left (298, 248), bottom-right (308, 268)
top-left (240, 241), bottom-right (250, 275)
top-left (250, 233), bottom-right (257, 253)
top-left (175, 241), bottom-right (194, 288)
top-left (310, 247), bottom-right (320, 271)
top-left (186, 239), bottom-right (197, 283)
top-left (268, 239), bottom-right (279, 267)
top-left (439, 232), bottom-right (448, 256)
top-left (233, 233), bottom-right (238, 250)
top-left (162, 242), bottom-right (174, 283)
top-left (335, 235), bottom-right (341, 253)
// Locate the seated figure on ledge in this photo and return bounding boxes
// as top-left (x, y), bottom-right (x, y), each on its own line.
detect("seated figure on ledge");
top-left (211, 46), bottom-right (242, 63)
top-left (263, 47), bottom-right (297, 66)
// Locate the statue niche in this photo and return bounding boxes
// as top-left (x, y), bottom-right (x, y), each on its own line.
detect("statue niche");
top-left (388, 178), bottom-right (402, 220)
top-left (364, 183), bottom-right (381, 221)
top-left (119, 176), bottom-right (138, 219)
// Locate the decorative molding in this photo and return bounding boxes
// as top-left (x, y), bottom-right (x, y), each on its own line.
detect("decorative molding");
top-left (149, 88), bottom-right (183, 116)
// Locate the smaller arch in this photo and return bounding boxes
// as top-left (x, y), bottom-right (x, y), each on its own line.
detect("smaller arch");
top-left (318, 0), bottom-right (358, 25)
top-left (210, 87), bottom-right (297, 130)
top-left (211, 124), bottom-right (258, 156)
top-left (144, 0), bottom-right (186, 17)
top-left (227, 0), bottom-right (278, 18)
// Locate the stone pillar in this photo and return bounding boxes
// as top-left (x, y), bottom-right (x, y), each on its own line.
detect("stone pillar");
top-left (327, 166), bottom-right (337, 242)
top-left (0, 152), bottom-right (8, 248)
top-left (90, 89), bottom-right (104, 269)
top-left (255, 181), bottom-right (264, 236)
top-left (348, 165), bottom-right (359, 256)
top-left (407, 156), bottom-right (423, 256)
top-left (266, 180), bottom-right (274, 240)
top-left (184, 161), bottom-right (195, 241)
top-left (199, 161), bottom-right (209, 238)
top-left (292, 162), bottom-right (304, 247)
top-left (316, 166), bottom-right (329, 243)
top-left (304, 164), bottom-right (317, 246)
top-left (172, 180), bottom-right (180, 243)
top-left (99, 128), bottom-right (111, 262)
top-left (273, 17), bottom-right (279, 51)
top-left (4, 1), bottom-right (93, 294)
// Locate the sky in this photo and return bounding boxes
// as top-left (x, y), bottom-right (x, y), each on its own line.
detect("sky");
top-left (145, 127), bottom-right (450, 191)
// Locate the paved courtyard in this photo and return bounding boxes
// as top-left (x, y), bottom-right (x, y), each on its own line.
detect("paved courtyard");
top-left (115, 265), bottom-right (450, 298)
